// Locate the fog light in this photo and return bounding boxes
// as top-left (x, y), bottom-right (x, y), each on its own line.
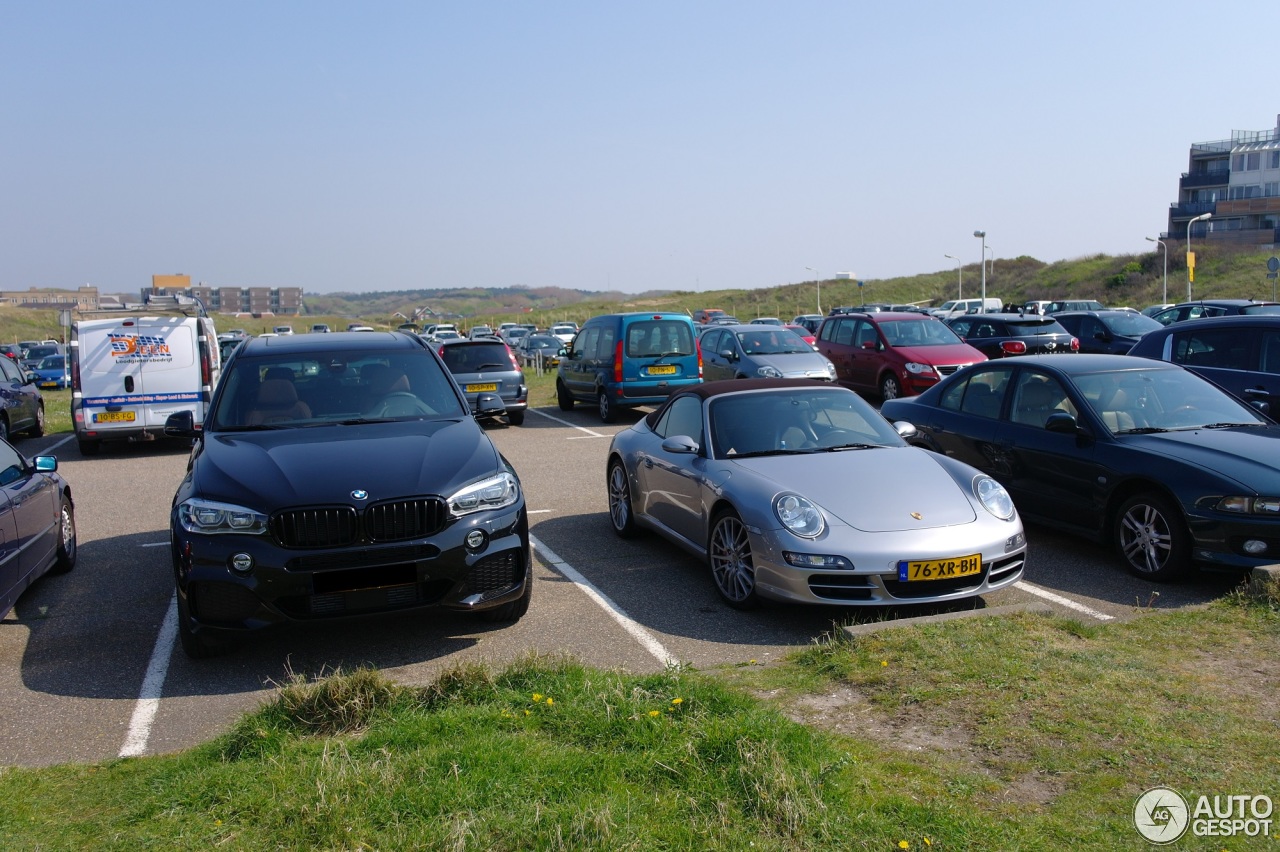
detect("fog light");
top-left (465, 529), bottom-right (488, 552)
top-left (230, 552), bottom-right (254, 573)
top-left (1005, 532), bottom-right (1026, 552)
top-left (1243, 539), bottom-right (1268, 555)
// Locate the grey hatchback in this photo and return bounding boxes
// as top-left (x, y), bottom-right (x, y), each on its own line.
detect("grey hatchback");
top-left (437, 338), bottom-right (528, 425)
top-left (700, 324), bottom-right (837, 382)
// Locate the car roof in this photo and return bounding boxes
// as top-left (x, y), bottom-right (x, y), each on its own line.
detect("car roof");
top-left (1137, 313), bottom-right (1280, 331)
top-left (948, 313), bottom-right (1059, 322)
top-left (1049, 309), bottom-right (1137, 317)
top-left (643, 377), bottom-right (856, 428)
top-left (238, 331), bottom-right (425, 356)
top-left (974, 353), bottom-right (1180, 375)
top-left (1167, 299), bottom-right (1280, 308)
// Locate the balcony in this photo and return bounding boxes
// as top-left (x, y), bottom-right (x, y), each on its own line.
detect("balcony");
top-left (1180, 170), bottom-right (1230, 189)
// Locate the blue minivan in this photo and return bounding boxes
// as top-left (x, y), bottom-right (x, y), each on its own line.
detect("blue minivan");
top-left (556, 312), bottom-right (703, 422)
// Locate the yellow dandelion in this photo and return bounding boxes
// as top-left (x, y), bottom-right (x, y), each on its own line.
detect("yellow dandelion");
top-left (671, 697), bottom-right (683, 705)
top-left (750, 659), bottom-right (757, 665)
top-left (545, 697), bottom-right (554, 706)
top-left (524, 709), bottom-right (530, 716)
top-left (898, 842), bottom-right (909, 850)
top-left (532, 693), bottom-right (542, 702)
top-left (215, 819), bottom-right (223, 826)
top-left (882, 660), bottom-right (888, 667)
top-left (924, 840), bottom-right (932, 847)
top-left (649, 710), bottom-right (661, 717)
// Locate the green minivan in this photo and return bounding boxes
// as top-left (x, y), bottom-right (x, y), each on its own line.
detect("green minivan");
top-left (556, 312), bottom-right (703, 422)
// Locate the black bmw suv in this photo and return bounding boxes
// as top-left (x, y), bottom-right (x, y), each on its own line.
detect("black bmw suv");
top-left (164, 331), bottom-right (531, 657)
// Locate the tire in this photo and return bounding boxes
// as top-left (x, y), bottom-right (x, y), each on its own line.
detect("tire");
top-left (598, 390), bottom-right (617, 424)
top-left (50, 495), bottom-right (76, 575)
top-left (1115, 492), bottom-right (1190, 581)
top-left (77, 439), bottom-right (101, 457)
top-left (507, 409), bottom-right (525, 426)
top-left (26, 404), bottom-right (45, 438)
top-left (880, 373), bottom-right (902, 401)
top-left (556, 380), bottom-right (575, 411)
top-left (176, 591), bottom-right (224, 659)
top-left (481, 565), bottom-right (532, 622)
top-left (708, 508), bottom-right (759, 609)
top-left (607, 459), bottom-right (639, 538)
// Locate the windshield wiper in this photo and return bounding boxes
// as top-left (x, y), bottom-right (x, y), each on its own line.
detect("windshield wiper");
top-left (474, 363), bottom-right (507, 370)
top-left (821, 442), bottom-right (879, 451)
top-left (1201, 422), bottom-right (1265, 429)
top-left (219, 423), bottom-right (291, 432)
top-left (337, 417), bottom-right (397, 425)
top-left (1114, 426), bottom-right (1170, 434)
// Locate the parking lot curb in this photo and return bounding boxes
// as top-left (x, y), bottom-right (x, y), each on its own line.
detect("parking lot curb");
top-left (1250, 563), bottom-right (1280, 596)
top-left (840, 603), bottom-right (1056, 638)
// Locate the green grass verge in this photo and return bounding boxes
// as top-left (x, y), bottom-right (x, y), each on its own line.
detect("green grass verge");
top-left (2, 589), bottom-right (1276, 849)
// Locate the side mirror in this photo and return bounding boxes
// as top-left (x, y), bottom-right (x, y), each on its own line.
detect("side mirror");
top-left (719, 349), bottom-right (737, 361)
top-left (1044, 411), bottom-right (1078, 434)
top-left (24, 372), bottom-right (38, 384)
top-left (164, 410), bottom-right (198, 438)
top-left (660, 435), bottom-right (700, 454)
top-left (475, 393), bottom-right (506, 416)
top-left (34, 455), bottom-right (58, 473)
top-left (892, 421), bottom-right (919, 441)
top-left (860, 341), bottom-right (876, 350)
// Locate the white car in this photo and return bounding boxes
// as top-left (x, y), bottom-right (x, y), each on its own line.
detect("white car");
top-left (549, 323), bottom-right (578, 344)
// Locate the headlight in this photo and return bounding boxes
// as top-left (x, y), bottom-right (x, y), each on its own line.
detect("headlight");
top-left (1217, 496), bottom-right (1280, 515)
top-left (774, 493), bottom-right (825, 537)
top-left (904, 362), bottom-right (936, 375)
top-left (177, 498), bottom-right (269, 535)
top-left (756, 365), bottom-right (783, 378)
top-left (974, 476), bottom-right (1016, 521)
top-left (824, 361), bottom-right (837, 378)
top-left (448, 471), bottom-right (520, 516)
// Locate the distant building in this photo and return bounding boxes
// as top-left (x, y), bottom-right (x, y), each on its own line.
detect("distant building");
top-left (1167, 113), bottom-right (1280, 247)
top-left (0, 285), bottom-right (100, 310)
top-left (144, 274), bottom-right (303, 316)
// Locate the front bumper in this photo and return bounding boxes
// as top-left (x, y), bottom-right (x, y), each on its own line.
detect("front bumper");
top-left (748, 524), bottom-right (1026, 606)
top-left (172, 503), bottom-right (530, 640)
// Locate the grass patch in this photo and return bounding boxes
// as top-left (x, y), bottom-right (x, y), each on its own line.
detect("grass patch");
top-left (2, 594), bottom-right (1278, 849)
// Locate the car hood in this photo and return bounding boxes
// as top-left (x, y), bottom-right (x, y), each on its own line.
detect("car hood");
top-left (892, 342), bottom-right (985, 365)
top-left (1124, 427), bottom-right (1280, 491)
top-left (730, 447), bottom-right (978, 532)
top-left (751, 352), bottom-right (832, 375)
top-left (193, 419), bottom-right (504, 508)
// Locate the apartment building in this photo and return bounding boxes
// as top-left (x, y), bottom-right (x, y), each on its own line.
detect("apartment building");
top-left (1168, 113), bottom-right (1280, 246)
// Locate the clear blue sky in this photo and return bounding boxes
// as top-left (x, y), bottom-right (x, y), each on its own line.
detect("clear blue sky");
top-left (3, 1), bottom-right (1274, 295)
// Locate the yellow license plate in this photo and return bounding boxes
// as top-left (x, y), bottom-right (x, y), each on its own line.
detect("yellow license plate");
top-left (898, 554), bottom-right (981, 582)
top-left (647, 365), bottom-right (677, 376)
top-left (466, 383), bottom-right (498, 392)
top-left (94, 411), bottom-right (137, 423)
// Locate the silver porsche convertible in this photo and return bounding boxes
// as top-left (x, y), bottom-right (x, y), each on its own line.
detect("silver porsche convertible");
top-left (606, 378), bottom-right (1027, 608)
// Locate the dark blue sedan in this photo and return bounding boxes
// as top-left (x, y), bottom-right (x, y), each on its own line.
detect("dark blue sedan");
top-left (880, 354), bottom-right (1280, 581)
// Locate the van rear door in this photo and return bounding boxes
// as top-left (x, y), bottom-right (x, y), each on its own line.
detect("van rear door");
top-left (76, 317), bottom-right (205, 432)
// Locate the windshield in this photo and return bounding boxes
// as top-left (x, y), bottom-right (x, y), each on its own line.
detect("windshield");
top-left (1101, 312), bottom-right (1162, 336)
top-left (38, 355), bottom-right (66, 370)
top-left (880, 319), bottom-right (964, 347)
top-left (1241, 304), bottom-right (1280, 315)
top-left (709, 388), bottom-right (904, 459)
top-left (209, 351), bottom-right (467, 430)
top-left (1072, 367), bottom-right (1268, 433)
top-left (624, 320), bottom-right (695, 357)
top-left (734, 328), bottom-right (812, 354)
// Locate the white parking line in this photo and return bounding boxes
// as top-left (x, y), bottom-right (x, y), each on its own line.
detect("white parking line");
top-left (1014, 580), bottom-right (1115, 621)
top-left (527, 407), bottom-right (607, 438)
top-left (530, 534), bottom-right (679, 668)
top-left (119, 592), bottom-right (178, 757)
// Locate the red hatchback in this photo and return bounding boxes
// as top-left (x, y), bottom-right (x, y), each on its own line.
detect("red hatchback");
top-left (816, 312), bottom-right (986, 400)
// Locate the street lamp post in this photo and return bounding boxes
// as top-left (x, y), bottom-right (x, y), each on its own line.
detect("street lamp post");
top-left (805, 267), bottom-right (822, 315)
top-left (1145, 236), bottom-right (1169, 304)
top-left (943, 254), bottom-right (962, 299)
top-left (1185, 213), bottom-right (1212, 300)
top-left (973, 230), bottom-right (987, 304)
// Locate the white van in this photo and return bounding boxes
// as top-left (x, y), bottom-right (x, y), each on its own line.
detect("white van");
top-left (929, 297), bottom-right (1002, 320)
top-left (70, 297), bottom-right (220, 456)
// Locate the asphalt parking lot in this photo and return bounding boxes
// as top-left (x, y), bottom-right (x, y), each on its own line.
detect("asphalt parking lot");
top-left (0, 409), bottom-right (1248, 767)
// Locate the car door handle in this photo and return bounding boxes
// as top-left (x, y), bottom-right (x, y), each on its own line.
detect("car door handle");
top-left (1244, 387), bottom-right (1269, 397)
top-left (642, 456), bottom-right (654, 468)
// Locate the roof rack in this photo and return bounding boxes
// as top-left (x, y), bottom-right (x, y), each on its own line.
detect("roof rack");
top-left (75, 293), bottom-right (210, 319)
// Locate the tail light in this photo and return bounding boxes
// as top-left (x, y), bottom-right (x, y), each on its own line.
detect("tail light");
top-left (1000, 340), bottom-right (1027, 356)
top-left (696, 337), bottom-right (703, 378)
top-left (198, 338), bottom-right (212, 387)
top-left (614, 340), bottom-right (624, 392)
top-left (1070, 337), bottom-right (1080, 351)
top-left (506, 344), bottom-right (519, 370)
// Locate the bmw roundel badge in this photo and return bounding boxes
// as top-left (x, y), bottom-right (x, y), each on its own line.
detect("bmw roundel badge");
top-left (351, 489), bottom-right (369, 500)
